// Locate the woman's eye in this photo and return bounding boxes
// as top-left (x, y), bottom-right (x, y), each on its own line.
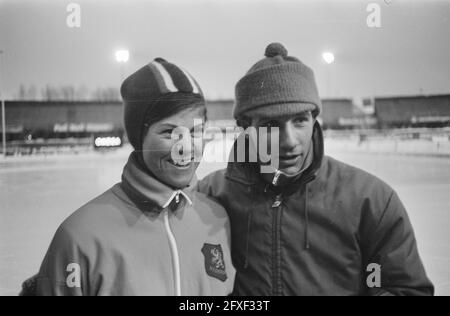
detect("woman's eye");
top-left (190, 126), bottom-right (205, 138)
top-left (160, 129), bottom-right (174, 137)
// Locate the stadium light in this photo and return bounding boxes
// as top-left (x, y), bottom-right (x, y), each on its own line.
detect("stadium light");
top-left (115, 49), bottom-right (129, 83)
top-left (115, 49), bottom-right (130, 63)
top-left (322, 51), bottom-right (335, 97)
top-left (322, 52), bottom-right (335, 64)
top-left (0, 50), bottom-right (6, 158)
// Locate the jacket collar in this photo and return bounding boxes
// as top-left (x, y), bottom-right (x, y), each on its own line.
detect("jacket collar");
top-left (225, 121), bottom-right (325, 191)
top-left (121, 152), bottom-right (195, 213)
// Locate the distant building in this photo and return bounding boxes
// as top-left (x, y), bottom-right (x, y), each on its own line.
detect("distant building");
top-left (1, 101), bottom-right (123, 141)
top-left (1, 95), bottom-right (449, 143)
top-left (375, 95), bottom-right (450, 128)
top-left (320, 99), bottom-right (377, 130)
top-left (205, 100), bottom-right (235, 129)
top-left (207, 98), bottom-right (379, 130)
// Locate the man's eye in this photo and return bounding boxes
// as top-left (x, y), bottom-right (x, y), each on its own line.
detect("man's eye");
top-left (261, 121), bottom-right (278, 128)
top-left (293, 117), bottom-right (308, 125)
top-left (192, 130), bottom-right (204, 138)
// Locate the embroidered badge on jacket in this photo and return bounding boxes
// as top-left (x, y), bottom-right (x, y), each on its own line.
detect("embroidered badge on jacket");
top-left (201, 243), bottom-right (227, 282)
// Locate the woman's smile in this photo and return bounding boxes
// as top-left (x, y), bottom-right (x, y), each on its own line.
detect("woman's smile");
top-left (167, 156), bottom-right (195, 169)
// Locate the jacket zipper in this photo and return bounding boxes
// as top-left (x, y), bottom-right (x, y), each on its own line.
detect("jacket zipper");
top-left (272, 194), bottom-right (283, 296)
top-left (163, 208), bottom-right (181, 296)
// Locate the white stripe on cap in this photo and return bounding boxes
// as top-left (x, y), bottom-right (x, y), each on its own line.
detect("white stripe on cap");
top-left (180, 67), bottom-right (200, 94)
top-left (151, 61), bottom-right (178, 92)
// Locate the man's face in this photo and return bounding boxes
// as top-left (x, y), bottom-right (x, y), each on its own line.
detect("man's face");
top-left (251, 111), bottom-right (315, 176)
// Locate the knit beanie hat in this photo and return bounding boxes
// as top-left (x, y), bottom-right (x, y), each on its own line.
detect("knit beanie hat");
top-left (233, 43), bottom-right (322, 120)
top-left (121, 58), bottom-right (205, 150)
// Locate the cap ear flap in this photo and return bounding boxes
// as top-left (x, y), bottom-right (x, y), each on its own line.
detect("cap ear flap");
top-left (236, 116), bottom-right (251, 129)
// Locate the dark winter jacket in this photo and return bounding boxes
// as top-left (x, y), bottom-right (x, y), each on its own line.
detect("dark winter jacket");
top-left (198, 122), bottom-right (433, 296)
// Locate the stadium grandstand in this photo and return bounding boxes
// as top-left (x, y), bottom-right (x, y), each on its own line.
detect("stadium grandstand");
top-left (375, 95), bottom-right (450, 128)
top-left (1, 94), bottom-right (449, 155)
top-left (1, 101), bottom-right (123, 141)
top-left (320, 99), bottom-right (376, 130)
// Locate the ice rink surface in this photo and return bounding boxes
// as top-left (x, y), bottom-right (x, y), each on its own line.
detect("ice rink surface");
top-left (1, 142), bottom-right (449, 296)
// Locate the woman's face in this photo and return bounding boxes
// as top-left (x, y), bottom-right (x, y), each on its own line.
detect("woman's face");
top-left (141, 106), bottom-right (206, 189)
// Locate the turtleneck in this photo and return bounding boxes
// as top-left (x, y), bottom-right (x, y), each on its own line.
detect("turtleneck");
top-left (121, 152), bottom-right (195, 213)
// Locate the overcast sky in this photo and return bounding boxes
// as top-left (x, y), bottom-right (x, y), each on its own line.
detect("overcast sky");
top-left (0, 0), bottom-right (449, 100)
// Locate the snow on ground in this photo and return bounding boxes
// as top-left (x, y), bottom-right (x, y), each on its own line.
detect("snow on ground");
top-left (1, 140), bottom-right (449, 295)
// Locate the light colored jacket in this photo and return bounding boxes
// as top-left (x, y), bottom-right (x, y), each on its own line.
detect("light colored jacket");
top-left (31, 153), bottom-right (235, 296)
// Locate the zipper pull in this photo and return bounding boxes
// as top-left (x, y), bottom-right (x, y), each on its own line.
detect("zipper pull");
top-left (272, 170), bottom-right (282, 186)
top-left (272, 194), bottom-right (283, 208)
top-left (175, 192), bottom-right (180, 204)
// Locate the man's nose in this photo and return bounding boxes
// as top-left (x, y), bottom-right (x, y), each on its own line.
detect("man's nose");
top-left (279, 122), bottom-right (297, 152)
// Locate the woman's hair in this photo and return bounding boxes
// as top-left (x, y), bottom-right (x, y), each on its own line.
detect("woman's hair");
top-left (141, 92), bottom-right (207, 137)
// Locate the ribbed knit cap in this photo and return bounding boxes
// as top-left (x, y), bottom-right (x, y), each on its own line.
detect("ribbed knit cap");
top-left (233, 43), bottom-right (322, 119)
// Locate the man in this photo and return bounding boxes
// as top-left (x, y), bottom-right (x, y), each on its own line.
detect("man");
top-left (198, 43), bottom-right (433, 296)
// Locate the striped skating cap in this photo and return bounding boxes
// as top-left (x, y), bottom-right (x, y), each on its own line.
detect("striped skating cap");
top-left (121, 57), bottom-right (205, 150)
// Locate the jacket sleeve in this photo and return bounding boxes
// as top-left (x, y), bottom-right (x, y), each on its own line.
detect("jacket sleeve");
top-left (363, 190), bottom-right (434, 296)
top-left (196, 170), bottom-right (225, 198)
top-left (32, 224), bottom-right (89, 296)
top-left (196, 172), bottom-right (215, 195)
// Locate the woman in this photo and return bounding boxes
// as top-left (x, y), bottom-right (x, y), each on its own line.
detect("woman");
top-left (24, 58), bottom-right (235, 296)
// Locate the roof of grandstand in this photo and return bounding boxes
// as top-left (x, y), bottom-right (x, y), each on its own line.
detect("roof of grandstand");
top-left (375, 94), bottom-right (450, 124)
